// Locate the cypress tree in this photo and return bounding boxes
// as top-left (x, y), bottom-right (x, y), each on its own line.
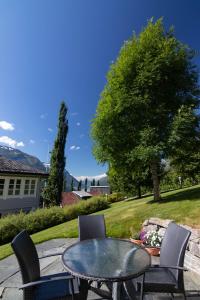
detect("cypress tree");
top-left (85, 178), bottom-right (88, 192)
top-left (71, 178), bottom-right (74, 191)
top-left (42, 102), bottom-right (68, 206)
top-left (77, 180), bottom-right (81, 191)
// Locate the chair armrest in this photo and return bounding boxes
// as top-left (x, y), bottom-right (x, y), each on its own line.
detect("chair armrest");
top-left (19, 275), bottom-right (74, 289)
top-left (150, 264), bottom-right (188, 271)
top-left (38, 252), bottom-right (63, 259)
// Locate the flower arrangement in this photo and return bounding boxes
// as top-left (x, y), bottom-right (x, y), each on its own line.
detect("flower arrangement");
top-left (145, 230), bottom-right (162, 247)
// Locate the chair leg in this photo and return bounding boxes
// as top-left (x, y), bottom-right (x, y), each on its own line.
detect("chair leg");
top-left (183, 290), bottom-right (187, 300)
top-left (171, 293), bottom-right (174, 299)
top-left (140, 273), bottom-right (144, 300)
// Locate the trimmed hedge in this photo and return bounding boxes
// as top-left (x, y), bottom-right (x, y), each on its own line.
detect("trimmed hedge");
top-left (0, 197), bottom-right (110, 245)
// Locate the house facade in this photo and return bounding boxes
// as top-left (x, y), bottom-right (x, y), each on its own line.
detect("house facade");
top-left (0, 156), bottom-right (48, 216)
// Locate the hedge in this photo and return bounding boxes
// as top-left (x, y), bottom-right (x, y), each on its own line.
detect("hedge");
top-left (107, 192), bottom-right (126, 203)
top-left (0, 196), bottom-right (110, 245)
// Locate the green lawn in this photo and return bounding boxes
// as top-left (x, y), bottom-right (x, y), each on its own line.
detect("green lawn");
top-left (1, 185), bottom-right (200, 260)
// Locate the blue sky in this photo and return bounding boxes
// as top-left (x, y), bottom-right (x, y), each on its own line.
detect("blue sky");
top-left (0, 0), bottom-right (200, 177)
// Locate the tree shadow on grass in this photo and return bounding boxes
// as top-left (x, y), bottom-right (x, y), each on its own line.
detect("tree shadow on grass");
top-left (148, 186), bottom-right (200, 204)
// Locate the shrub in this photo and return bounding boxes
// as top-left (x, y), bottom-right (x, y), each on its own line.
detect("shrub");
top-left (0, 196), bottom-right (109, 245)
top-left (107, 192), bottom-right (125, 203)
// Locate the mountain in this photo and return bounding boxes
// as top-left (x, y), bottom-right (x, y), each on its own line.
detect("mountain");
top-left (44, 163), bottom-right (79, 192)
top-left (75, 173), bottom-right (109, 187)
top-left (0, 145), bottom-right (45, 171)
top-left (65, 170), bottom-right (79, 191)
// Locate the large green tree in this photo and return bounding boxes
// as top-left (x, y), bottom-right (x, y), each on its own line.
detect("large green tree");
top-left (169, 106), bottom-right (200, 183)
top-left (91, 19), bottom-right (200, 201)
top-left (43, 102), bottom-right (68, 206)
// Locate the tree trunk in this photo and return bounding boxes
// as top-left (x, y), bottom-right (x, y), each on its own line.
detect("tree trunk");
top-left (151, 161), bottom-right (161, 201)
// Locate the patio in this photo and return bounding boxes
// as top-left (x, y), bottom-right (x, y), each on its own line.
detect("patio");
top-left (0, 238), bottom-right (200, 299)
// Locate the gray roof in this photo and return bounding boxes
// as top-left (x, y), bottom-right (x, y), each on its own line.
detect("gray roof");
top-left (72, 191), bottom-right (92, 198)
top-left (0, 156), bottom-right (48, 176)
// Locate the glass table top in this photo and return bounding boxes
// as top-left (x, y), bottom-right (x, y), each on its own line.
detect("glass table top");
top-left (62, 238), bottom-right (150, 282)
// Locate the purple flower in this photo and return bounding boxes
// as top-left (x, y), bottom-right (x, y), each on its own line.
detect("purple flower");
top-left (139, 230), bottom-right (147, 242)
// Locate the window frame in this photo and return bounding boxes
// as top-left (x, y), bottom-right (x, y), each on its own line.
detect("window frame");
top-left (0, 176), bottom-right (38, 199)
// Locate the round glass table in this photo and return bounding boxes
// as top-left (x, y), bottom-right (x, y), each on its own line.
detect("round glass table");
top-left (62, 238), bottom-right (150, 299)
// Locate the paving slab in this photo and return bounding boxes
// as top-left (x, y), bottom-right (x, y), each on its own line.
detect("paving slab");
top-left (0, 238), bottom-right (200, 299)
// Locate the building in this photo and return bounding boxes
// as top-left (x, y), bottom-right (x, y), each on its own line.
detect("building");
top-left (90, 186), bottom-right (110, 196)
top-left (62, 190), bottom-right (92, 207)
top-left (0, 156), bottom-right (48, 216)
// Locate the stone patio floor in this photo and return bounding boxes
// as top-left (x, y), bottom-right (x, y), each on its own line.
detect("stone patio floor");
top-left (0, 238), bottom-right (200, 299)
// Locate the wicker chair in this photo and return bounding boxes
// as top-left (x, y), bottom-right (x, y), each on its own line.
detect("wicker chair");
top-left (123, 222), bottom-right (191, 300)
top-left (11, 230), bottom-right (81, 300)
top-left (78, 215), bottom-right (106, 241)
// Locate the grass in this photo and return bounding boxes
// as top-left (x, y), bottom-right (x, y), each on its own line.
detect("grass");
top-left (0, 184), bottom-right (200, 260)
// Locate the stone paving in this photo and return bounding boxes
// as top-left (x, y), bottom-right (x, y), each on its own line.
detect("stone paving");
top-left (0, 238), bottom-right (200, 299)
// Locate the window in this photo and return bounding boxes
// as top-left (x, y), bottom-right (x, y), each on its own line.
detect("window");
top-left (0, 179), bottom-right (5, 196)
top-left (24, 179), bottom-right (30, 195)
top-left (8, 179), bottom-right (15, 195)
top-left (15, 179), bottom-right (21, 195)
top-left (24, 179), bottom-right (36, 195)
top-left (8, 179), bottom-right (21, 196)
top-left (30, 180), bottom-right (36, 195)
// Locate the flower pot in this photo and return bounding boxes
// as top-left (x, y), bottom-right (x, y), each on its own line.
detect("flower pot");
top-left (130, 238), bottom-right (144, 245)
top-left (145, 247), bottom-right (160, 256)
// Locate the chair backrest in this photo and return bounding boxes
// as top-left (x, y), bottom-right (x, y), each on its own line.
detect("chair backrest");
top-left (11, 230), bottom-right (40, 284)
top-left (78, 215), bottom-right (106, 241)
top-left (160, 222), bottom-right (191, 289)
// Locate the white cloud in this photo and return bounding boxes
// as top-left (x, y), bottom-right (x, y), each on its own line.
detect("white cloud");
top-left (40, 114), bottom-right (47, 119)
top-left (17, 141), bottom-right (25, 147)
top-left (0, 136), bottom-right (25, 147)
top-left (0, 121), bottom-right (14, 131)
top-left (29, 139), bottom-right (35, 144)
top-left (48, 128), bottom-right (53, 132)
top-left (76, 122), bottom-right (80, 126)
top-left (70, 145), bottom-right (80, 151)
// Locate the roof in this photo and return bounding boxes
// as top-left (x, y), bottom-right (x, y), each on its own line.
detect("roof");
top-left (72, 191), bottom-right (92, 198)
top-left (0, 156), bottom-right (48, 176)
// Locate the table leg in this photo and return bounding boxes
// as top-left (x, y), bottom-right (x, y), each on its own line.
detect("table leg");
top-left (112, 282), bottom-right (123, 300)
top-left (79, 279), bottom-right (89, 300)
top-left (123, 280), bottom-right (137, 300)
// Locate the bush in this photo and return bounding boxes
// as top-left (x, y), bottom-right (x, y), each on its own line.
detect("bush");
top-left (0, 197), bottom-right (110, 245)
top-left (107, 192), bottom-right (125, 203)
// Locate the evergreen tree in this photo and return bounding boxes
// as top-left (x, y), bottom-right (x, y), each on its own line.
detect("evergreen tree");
top-left (97, 180), bottom-right (100, 186)
top-left (63, 173), bottom-right (67, 191)
top-left (91, 179), bottom-right (95, 186)
top-left (42, 102), bottom-right (68, 206)
top-left (78, 180), bottom-right (82, 191)
top-left (85, 178), bottom-right (88, 192)
top-left (70, 178), bottom-right (74, 191)
top-left (91, 19), bottom-right (200, 201)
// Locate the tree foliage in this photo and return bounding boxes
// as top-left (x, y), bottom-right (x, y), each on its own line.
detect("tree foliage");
top-left (169, 106), bottom-right (200, 182)
top-left (91, 19), bottom-right (200, 201)
top-left (43, 102), bottom-right (68, 206)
